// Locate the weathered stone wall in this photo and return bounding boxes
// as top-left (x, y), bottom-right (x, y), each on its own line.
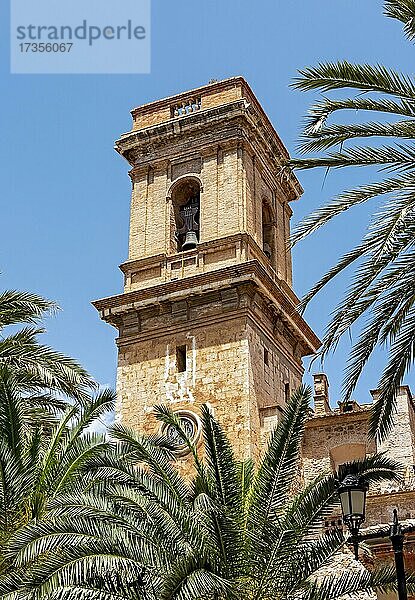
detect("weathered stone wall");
top-left (115, 287), bottom-right (305, 471)
top-left (302, 412), bottom-right (376, 486)
top-left (95, 77), bottom-right (319, 478)
top-left (366, 491), bottom-right (415, 526)
top-left (126, 144), bottom-right (291, 283)
top-left (117, 314), bottom-right (253, 459)
top-left (377, 387), bottom-right (415, 474)
top-left (303, 386), bottom-right (415, 494)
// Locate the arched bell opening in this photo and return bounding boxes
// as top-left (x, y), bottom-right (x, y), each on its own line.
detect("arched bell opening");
top-left (169, 177), bottom-right (201, 253)
top-left (262, 200), bottom-right (276, 268)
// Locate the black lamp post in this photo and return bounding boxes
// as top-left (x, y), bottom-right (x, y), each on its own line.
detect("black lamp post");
top-left (338, 474), bottom-right (368, 560)
top-left (390, 509), bottom-right (408, 600)
top-left (338, 476), bottom-right (408, 600)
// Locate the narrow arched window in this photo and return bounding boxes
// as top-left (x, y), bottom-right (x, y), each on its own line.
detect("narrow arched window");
top-left (284, 382), bottom-right (290, 404)
top-left (262, 200), bottom-right (275, 266)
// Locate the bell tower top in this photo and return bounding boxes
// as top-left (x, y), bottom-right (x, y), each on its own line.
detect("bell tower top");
top-left (127, 78), bottom-right (298, 172)
top-left (115, 77), bottom-right (304, 298)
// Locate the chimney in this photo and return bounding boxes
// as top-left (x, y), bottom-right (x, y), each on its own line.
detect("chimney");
top-left (313, 373), bottom-right (331, 415)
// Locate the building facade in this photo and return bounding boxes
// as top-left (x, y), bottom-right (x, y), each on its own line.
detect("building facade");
top-left (306, 373), bottom-right (415, 598)
top-left (93, 77), bottom-right (319, 470)
top-left (93, 79), bottom-right (415, 596)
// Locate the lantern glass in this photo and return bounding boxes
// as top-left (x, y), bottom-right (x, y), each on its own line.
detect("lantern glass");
top-left (339, 488), bottom-right (352, 518)
top-left (350, 489), bottom-right (365, 518)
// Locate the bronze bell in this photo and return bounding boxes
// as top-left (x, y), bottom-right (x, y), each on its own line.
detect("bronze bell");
top-left (181, 231), bottom-right (198, 251)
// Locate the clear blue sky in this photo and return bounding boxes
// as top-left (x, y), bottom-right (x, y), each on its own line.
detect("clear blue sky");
top-left (1, 0), bottom-right (413, 406)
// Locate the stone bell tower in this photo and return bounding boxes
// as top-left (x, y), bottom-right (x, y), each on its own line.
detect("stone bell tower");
top-left (93, 77), bottom-right (320, 465)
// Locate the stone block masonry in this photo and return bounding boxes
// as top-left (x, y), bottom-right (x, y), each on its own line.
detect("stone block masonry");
top-left (93, 77), bottom-right (319, 476)
top-left (93, 78), bottom-right (415, 592)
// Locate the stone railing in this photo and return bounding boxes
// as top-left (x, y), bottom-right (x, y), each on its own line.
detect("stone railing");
top-left (171, 96), bottom-right (201, 117)
top-left (122, 234), bottom-right (242, 292)
top-left (121, 233), bottom-right (298, 306)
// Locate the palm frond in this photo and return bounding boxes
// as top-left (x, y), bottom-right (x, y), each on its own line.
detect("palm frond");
top-left (341, 256), bottom-right (415, 403)
top-left (158, 554), bottom-right (235, 600)
top-left (336, 453), bottom-right (403, 485)
top-left (290, 14), bottom-right (415, 441)
top-left (248, 385), bottom-right (311, 525)
top-left (0, 328), bottom-right (94, 400)
top-left (291, 173), bottom-right (414, 247)
top-left (302, 96), bottom-right (415, 133)
top-left (152, 405), bottom-right (206, 479)
top-left (70, 389), bottom-right (115, 438)
top-left (290, 143), bottom-right (415, 171)
top-left (370, 307), bottom-right (415, 439)
top-left (283, 473), bottom-right (339, 537)
top-left (110, 422), bottom-right (191, 507)
top-left (293, 60), bottom-right (415, 99)
top-left (314, 200), bottom-right (414, 348)
top-left (200, 404), bottom-right (240, 510)
top-left (0, 396), bottom-right (401, 600)
top-left (0, 290), bottom-right (57, 329)
top-left (298, 120), bottom-right (415, 154)
top-left (385, 0), bottom-right (415, 40)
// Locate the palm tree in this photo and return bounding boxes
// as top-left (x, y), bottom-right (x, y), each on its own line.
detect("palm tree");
top-left (3, 386), bottom-right (409, 600)
top-left (288, 0), bottom-right (415, 441)
top-left (0, 290), bottom-right (94, 401)
top-left (0, 287), bottom-right (118, 580)
top-left (0, 366), bottom-right (116, 579)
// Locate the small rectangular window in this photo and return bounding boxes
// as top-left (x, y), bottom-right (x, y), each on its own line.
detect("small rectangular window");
top-left (263, 348), bottom-right (269, 367)
top-left (284, 382), bottom-right (290, 403)
top-left (176, 345), bottom-right (187, 373)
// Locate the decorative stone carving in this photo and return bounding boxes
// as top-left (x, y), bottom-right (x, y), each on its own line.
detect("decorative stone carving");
top-left (161, 409), bottom-right (201, 456)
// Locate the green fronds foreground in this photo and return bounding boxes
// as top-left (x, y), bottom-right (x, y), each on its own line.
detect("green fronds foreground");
top-left (1, 385), bottom-right (412, 600)
top-left (288, 0), bottom-right (415, 441)
top-left (0, 290), bottom-right (95, 401)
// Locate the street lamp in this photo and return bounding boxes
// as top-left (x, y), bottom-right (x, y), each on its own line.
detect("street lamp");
top-left (338, 474), bottom-right (368, 560)
top-left (338, 476), bottom-right (408, 600)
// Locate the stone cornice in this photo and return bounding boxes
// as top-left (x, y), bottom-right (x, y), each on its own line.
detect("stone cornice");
top-left (130, 77), bottom-right (245, 118)
top-left (129, 76), bottom-right (290, 161)
top-left (116, 99), bottom-right (301, 202)
top-left (117, 100), bottom-right (248, 153)
top-left (116, 306), bottom-right (249, 345)
top-left (111, 305), bottom-right (305, 375)
top-left (92, 260), bottom-right (321, 355)
top-left (118, 232), bottom-right (298, 305)
top-left (305, 407), bottom-right (372, 428)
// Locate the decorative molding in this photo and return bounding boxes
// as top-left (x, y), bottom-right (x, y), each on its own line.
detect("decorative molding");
top-left (92, 259), bottom-right (321, 355)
